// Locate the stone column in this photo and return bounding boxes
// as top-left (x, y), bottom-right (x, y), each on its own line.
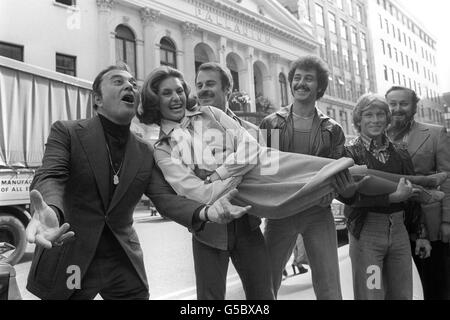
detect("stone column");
top-left (269, 53), bottom-right (280, 108)
top-left (218, 36), bottom-right (227, 65)
top-left (243, 47), bottom-right (256, 112)
top-left (181, 21), bottom-right (198, 89)
top-left (140, 7), bottom-right (160, 76)
top-left (135, 39), bottom-right (144, 82)
top-left (96, 0), bottom-right (115, 69)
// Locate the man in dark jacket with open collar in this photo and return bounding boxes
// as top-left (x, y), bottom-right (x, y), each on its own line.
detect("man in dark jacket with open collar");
top-left (25, 64), bottom-right (249, 300)
top-left (260, 55), bottom-right (347, 299)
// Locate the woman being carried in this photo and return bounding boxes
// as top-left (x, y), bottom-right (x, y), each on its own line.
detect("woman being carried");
top-left (137, 66), bottom-right (447, 220)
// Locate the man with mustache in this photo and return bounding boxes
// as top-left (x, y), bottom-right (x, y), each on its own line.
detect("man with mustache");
top-left (196, 62), bottom-right (259, 135)
top-left (25, 64), bottom-right (251, 300)
top-left (259, 55), bottom-right (348, 299)
top-left (386, 86), bottom-right (450, 300)
top-left (185, 62), bottom-right (274, 300)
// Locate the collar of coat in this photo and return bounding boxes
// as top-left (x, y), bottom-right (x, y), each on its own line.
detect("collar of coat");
top-left (275, 103), bottom-right (330, 123)
top-left (160, 106), bottom-right (203, 136)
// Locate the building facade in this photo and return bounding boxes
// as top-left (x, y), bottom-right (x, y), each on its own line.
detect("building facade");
top-left (366, 0), bottom-right (445, 126)
top-left (278, 0), bottom-right (377, 139)
top-left (0, 0), bottom-right (319, 115)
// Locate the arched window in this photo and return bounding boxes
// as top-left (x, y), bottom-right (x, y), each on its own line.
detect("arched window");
top-left (115, 25), bottom-right (136, 76)
top-left (160, 37), bottom-right (177, 68)
top-left (279, 73), bottom-right (288, 106)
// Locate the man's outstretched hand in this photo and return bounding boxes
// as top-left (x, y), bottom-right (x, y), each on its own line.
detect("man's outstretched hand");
top-left (207, 189), bottom-right (251, 224)
top-left (26, 190), bottom-right (75, 249)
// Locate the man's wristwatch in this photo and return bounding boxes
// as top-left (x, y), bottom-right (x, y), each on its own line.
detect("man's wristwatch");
top-left (205, 175), bottom-right (212, 184)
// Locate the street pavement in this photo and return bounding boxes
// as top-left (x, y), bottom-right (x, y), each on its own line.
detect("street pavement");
top-left (13, 207), bottom-right (423, 300)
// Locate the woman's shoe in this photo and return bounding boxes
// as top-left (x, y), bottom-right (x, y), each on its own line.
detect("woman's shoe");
top-left (412, 186), bottom-right (445, 204)
top-left (422, 172), bottom-right (449, 188)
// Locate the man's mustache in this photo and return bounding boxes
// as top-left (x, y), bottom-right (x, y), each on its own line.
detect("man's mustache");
top-left (392, 111), bottom-right (407, 117)
top-left (197, 91), bottom-right (215, 99)
top-left (294, 85), bottom-right (310, 91)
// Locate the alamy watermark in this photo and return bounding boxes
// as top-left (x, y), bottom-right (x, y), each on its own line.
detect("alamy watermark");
top-left (66, 265), bottom-right (81, 290)
top-left (366, 265), bottom-right (381, 290)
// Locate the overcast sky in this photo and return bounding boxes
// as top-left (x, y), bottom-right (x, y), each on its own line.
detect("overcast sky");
top-left (396, 0), bottom-right (450, 93)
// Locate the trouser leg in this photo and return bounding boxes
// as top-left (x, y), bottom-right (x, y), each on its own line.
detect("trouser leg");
top-left (192, 236), bottom-right (229, 300)
top-left (301, 207), bottom-right (342, 300)
top-left (349, 232), bottom-right (386, 300)
top-left (384, 220), bottom-right (412, 300)
top-left (264, 217), bottom-right (298, 298)
top-left (413, 240), bottom-right (448, 300)
top-left (230, 228), bottom-right (274, 300)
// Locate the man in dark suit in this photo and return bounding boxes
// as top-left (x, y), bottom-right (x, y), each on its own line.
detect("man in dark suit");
top-left (25, 64), bottom-right (250, 300)
top-left (386, 86), bottom-right (450, 300)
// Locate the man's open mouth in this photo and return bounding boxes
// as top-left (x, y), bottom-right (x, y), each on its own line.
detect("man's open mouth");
top-left (121, 94), bottom-right (135, 104)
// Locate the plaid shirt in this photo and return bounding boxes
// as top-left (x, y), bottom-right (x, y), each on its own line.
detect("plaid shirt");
top-left (359, 133), bottom-right (391, 164)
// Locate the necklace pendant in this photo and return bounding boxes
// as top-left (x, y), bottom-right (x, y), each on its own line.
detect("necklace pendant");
top-left (113, 175), bottom-right (119, 185)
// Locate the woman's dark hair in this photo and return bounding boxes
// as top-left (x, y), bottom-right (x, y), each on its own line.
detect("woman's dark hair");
top-left (288, 55), bottom-right (329, 100)
top-left (138, 66), bottom-right (195, 125)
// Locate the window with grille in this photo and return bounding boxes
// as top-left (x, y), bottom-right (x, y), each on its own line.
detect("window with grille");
top-left (160, 37), bottom-right (177, 68)
top-left (115, 25), bottom-right (137, 76)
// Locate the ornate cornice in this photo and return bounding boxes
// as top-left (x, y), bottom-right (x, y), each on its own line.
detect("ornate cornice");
top-left (96, 0), bottom-right (114, 12)
top-left (181, 21), bottom-right (198, 37)
top-left (186, 0), bottom-right (317, 51)
top-left (140, 7), bottom-right (160, 25)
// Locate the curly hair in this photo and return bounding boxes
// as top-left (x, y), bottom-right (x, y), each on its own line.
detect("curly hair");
top-left (288, 55), bottom-right (329, 100)
top-left (138, 66), bottom-right (195, 125)
top-left (352, 93), bottom-right (392, 133)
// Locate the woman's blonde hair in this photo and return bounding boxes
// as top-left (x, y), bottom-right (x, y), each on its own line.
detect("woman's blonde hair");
top-left (352, 93), bottom-right (391, 132)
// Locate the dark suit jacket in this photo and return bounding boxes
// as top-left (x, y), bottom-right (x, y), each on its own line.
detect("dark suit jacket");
top-left (27, 116), bottom-right (204, 300)
top-left (396, 121), bottom-right (450, 241)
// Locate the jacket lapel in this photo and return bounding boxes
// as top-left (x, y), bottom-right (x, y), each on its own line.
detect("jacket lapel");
top-left (276, 104), bottom-right (292, 151)
top-left (407, 122), bottom-right (430, 158)
top-left (107, 133), bottom-right (144, 213)
top-left (75, 116), bottom-right (109, 211)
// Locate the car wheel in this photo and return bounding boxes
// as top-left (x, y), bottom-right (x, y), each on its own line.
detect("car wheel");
top-left (0, 214), bottom-right (27, 266)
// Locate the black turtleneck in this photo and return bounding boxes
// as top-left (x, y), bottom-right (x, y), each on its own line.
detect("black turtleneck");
top-left (98, 114), bottom-right (130, 202)
top-left (50, 115), bottom-right (130, 225)
top-left (96, 114), bottom-right (132, 257)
